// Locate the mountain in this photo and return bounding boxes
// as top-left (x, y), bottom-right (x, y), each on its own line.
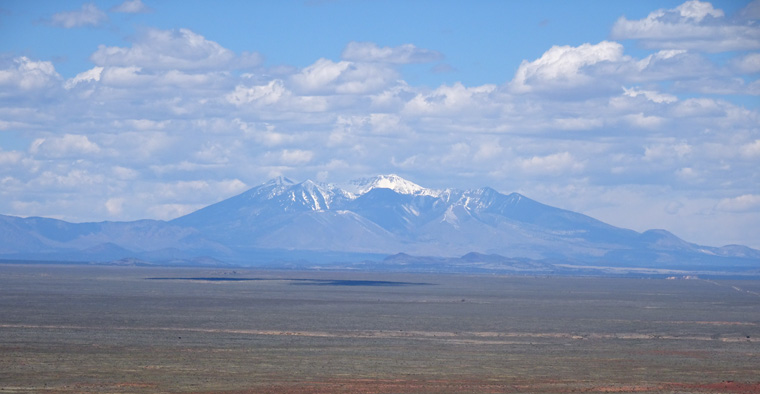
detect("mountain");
top-left (1, 174), bottom-right (759, 274)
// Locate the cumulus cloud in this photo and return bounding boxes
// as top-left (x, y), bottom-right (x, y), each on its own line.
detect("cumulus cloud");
top-left (99, 66), bottom-right (151, 86)
top-left (280, 149), bottom-right (314, 165)
top-left (227, 80), bottom-right (287, 106)
top-left (0, 56), bottom-right (61, 93)
top-left (29, 134), bottom-right (101, 158)
top-left (0, 150), bottom-right (23, 166)
top-left (623, 86), bottom-right (678, 103)
top-left (341, 42), bottom-right (443, 64)
top-left (643, 141), bottom-right (692, 162)
top-left (632, 50), bottom-right (716, 82)
top-left (112, 0), bottom-right (151, 13)
top-left (624, 113), bottom-right (666, 129)
top-left (112, 166), bottom-right (139, 180)
top-left (715, 194), bottom-right (760, 212)
top-left (226, 80), bottom-right (328, 112)
top-left (670, 97), bottom-right (726, 117)
top-left (2, 2), bottom-right (759, 247)
top-left (50, 3), bottom-right (107, 28)
top-left (518, 152), bottom-right (585, 175)
top-left (731, 53), bottom-right (760, 74)
top-left (290, 58), bottom-right (398, 94)
top-left (33, 168), bottom-right (105, 189)
top-left (611, 0), bottom-right (760, 52)
top-left (91, 28), bottom-right (262, 71)
top-left (741, 139), bottom-right (760, 158)
top-left (508, 43), bottom-right (727, 99)
top-left (105, 197), bottom-right (125, 216)
top-left (64, 66), bottom-right (103, 89)
top-left (510, 41), bottom-right (624, 93)
top-left (404, 82), bottom-right (497, 116)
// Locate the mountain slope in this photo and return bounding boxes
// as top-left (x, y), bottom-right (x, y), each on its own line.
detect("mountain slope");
top-left (1, 174), bottom-right (758, 272)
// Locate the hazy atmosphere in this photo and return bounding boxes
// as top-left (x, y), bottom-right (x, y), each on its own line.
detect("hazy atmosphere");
top-left (1, 0), bottom-right (759, 249)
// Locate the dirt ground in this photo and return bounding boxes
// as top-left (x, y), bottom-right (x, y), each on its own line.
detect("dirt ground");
top-left (1, 265), bottom-right (758, 393)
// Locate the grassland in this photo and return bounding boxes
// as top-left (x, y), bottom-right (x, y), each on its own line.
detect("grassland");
top-left (1, 264), bottom-right (759, 393)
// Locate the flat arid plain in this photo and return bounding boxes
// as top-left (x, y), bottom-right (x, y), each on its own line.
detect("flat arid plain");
top-left (1, 264), bottom-right (759, 393)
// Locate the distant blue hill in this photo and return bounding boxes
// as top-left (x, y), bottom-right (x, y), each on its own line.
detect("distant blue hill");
top-left (2, 174), bottom-right (758, 275)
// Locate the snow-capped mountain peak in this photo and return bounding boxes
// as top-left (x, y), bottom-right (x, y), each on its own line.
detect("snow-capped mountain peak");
top-left (4, 173), bottom-right (759, 271)
top-left (344, 174), bottom-right (440, 197)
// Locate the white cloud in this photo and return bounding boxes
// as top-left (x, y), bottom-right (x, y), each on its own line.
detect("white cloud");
top-left (291, 59), bottom-right (350, 93)
top-left (33, 169), bottom-right (105, 189)
top-left (368, 113), bottom-right (409, 134)
top-left (64, 66), bottom-right (103, 89)
top-left (112, 0), bottom-right (150, 13)
top-left (670, 98), bottom-right (725, 117)
top-left (121, 119), bottom-right (170, 131)
top-left (624, 113), bottom-right (666, 129)
top-left (474, 140), bottom-right (503, 161)
top-left (279, 149), bottom-right (314, 165)
top-left (622, 86), bottom-right (678, 103)
top-left (227, 80), bottom-right (287, 106)
top-left (675, 166), bottom-right (698, 180)
top-left (158, 69), bottom-right (222, 87)
top-left (0, 56), bottom-right (61, 93)
top-left (676, 0), bottom-right (724, 21)
top-left (341, 41), bottom-right (443, 64)
top-left (553, 117), bottom-right (604, 130)
top-left (112, 166), bottom-right (139, 180)
top-left (50, 3), bottom-right (107, 28)
top-left (518, 152), bottom-right (585, 174)
top-left (632, 50), bottom-right (717, 82)
top-left (290, 58), bottom-right (398, 94)
top-left (218, 179), bottom-right (248, 195)
top-left (510, 44), bottom-right (721, 98)
top-left (643, 141), bottom-right (692, 162)
top-left (741, 139), bottom-right (760, 158)
top-left (716, 194), bottom-right (760, 212)
top-left (326, 114), bottom-right (408, 139)
top-left (404, 82), bottom-right (497, 116)
top-left (194, 142), bottom-right (233, 164)
top-left (105, 197), bottom-right (125, 216)
top-left (101, 131), bottom-right (175, 162)
top-left (1, 3), bottom-right (758, 248)
top-left (0, 150), bottom-right (23, 166)
top-left (99, 66), bottom-right (151, 86)
top-left (510, 41), bottom-right (624, 93)
top-left (156, 180), bottom-right (210, 199)
top-left (611, 0), bottom-right (760, 52)
top-left (226, 80), bottom-right (328, 112)
top-left (91, 28), bottom-right (262, 71)
top-left (731, 53), bottom-right (760, 74)
top-left (238, 121), bottom-right (297, 147)
top-left (29, 134), bottom-right (101, 158)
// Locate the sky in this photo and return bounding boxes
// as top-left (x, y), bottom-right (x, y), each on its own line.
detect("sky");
top-left (1, 0), bottom-right (759, 249)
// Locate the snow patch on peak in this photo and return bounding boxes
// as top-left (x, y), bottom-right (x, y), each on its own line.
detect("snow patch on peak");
top-left (294, 180), bottom-right (333, 211)
top-left (344, 174), bottom-right (440, 197)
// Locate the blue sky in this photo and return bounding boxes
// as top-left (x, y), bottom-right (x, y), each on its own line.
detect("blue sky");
top-left (1, 0), bottom-right (759, 249)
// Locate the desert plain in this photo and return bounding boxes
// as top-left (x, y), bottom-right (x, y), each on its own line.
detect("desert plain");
top-left (1, 263), bottom-right (759, 393)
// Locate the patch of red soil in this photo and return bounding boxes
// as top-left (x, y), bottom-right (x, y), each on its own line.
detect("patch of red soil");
top-left (670, 381), bottom-right (760, 394)
top-left (195, 379), bottom-right (760, 394)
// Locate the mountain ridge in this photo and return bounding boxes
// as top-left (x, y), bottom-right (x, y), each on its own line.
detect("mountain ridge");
top-left (1, 174), bottom-right (758, 274)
